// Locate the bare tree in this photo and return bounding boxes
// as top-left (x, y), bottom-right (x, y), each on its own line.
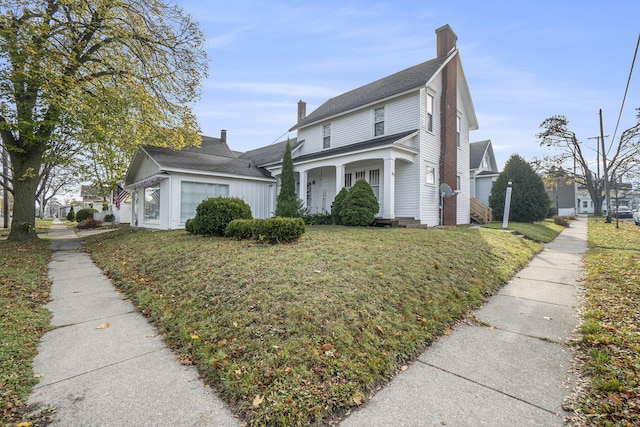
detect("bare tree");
top-left (535, 112), bottom-right (640, 216)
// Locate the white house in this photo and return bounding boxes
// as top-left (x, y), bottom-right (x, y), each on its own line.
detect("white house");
top-left (124, 24), bottom-right (478, 229)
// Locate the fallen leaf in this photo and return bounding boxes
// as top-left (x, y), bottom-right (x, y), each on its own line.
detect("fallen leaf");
top-left (233, 321), bottom-right (238, 327)
top-left (191, 334), bottom-right (200, 340)
top-left (146, 333), bottom-right (158, 338)
top-left (17, 422), bottom-right (33, 427)
top-left (252, 394), bottom-right (264, 408)
top-left (33, 373), bottom-right (44, 378)
top-left (608, 393), bottom-right (623, 407)
top-left (95, 322), bottom-right (110, 329)
top-left (352, 393), bottom-right (363, 406)
top-left (217, 339), bottom-right (226, 347)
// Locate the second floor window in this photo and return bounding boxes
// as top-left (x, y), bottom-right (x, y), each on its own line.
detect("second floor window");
top-left (374, 107), bottom-right (385, 136)
top-left (427, 93), bottom-right (434, 132)
top-left (323, 124), bottom-right (331, 148)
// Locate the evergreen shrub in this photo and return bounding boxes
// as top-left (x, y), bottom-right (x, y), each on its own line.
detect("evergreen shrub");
top-left (341, 180), bottom-right (379, 226)
top-left (76, 208), bottom-right (98, 222)
top-left (224, 219), bottom-right (255, 240)
top-left (66, 207), bottom-right (75, 222)
top-left (331, 188), bottom-right (348, 225)
top-left (186, 197), bottom-right (252, 236)
top-left (253, 217), bottom-right (305, 244)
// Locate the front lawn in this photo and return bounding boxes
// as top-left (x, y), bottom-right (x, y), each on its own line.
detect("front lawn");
top-left (82, 225), bottom-right (543, 426)
top-left (481, 218), bottom-right (564, 243)
top-left (0, 240), bottom-right (51, 426)
top-left (569, 218), bottom-right (640, 426)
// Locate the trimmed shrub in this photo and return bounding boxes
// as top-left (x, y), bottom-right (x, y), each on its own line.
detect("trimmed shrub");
top-left (253, 217), bottom-right (305, 244)
top-left (76, 208), bottom-right (98, 222)
top-left (77, 219), bottom-right (102, 229)
top-left (303, 212), bottom-right (332, 225)
top-left (104, 214), bottom-right (115, 222)
top-left (66, 207), bottom-right (75, 222)
top-left (331, 188), bottom-right (348, 225)
top-left (186, 197), bottom-right (253, 236)
top-left (224, 219), bottom-right (255, 240)
top-left (341, 180), bottom-right (379, 226)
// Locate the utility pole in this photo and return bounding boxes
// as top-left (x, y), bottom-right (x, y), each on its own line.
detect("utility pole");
top-left (600, 109), bottom-right (611, 223)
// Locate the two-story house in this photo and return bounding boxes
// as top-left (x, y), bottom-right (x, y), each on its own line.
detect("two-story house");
top-left (124, 24), bottom-right (478, 229)
top-left (258, 24), bottom-right (476, 227)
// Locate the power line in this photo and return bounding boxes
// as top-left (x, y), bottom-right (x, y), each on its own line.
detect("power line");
top-left (609, 32), bottom-right (640, 152)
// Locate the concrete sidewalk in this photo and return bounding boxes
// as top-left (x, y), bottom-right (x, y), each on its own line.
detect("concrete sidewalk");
top-left (340, 217), bottom-right (586, 426)
top-left (27, 220), bottom-right (240, 426)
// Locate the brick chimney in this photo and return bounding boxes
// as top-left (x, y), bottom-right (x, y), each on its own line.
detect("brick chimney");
top-left (437, 25), bottom-right (458, 225)
top-left (297, 100), bottom-right (307, 123)
top-left (436, 24), bottom-right (457, 58)
top-left (220, 129), bottom-right (227, 144)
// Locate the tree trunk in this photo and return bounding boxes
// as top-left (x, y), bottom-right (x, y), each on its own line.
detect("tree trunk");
top-left (7, 149), bottom-right (42, 241)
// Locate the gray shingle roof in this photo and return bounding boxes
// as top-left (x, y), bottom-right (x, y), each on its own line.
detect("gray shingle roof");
top-left (292, 130), bottom-right (417, 164)
top-left (238, 138), bottom-right (300, 166)
top-left (290, 56), bottom-right (449, 131)
top-left (470, 140), bottom-right (491, 169)
top-left (141, 141), bottom-right (273, 180)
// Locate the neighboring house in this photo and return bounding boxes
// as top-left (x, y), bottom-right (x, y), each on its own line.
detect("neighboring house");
top-left (124, 24), bottom-right (478, 229)
top-left (469, 140), bottom-right (498, 206)
top-left (576, 180), bottom-right (634, 215)
top-left (469, 140), bottom-right (498, 223)
top-left (124, 132), bottom-right (280, 230)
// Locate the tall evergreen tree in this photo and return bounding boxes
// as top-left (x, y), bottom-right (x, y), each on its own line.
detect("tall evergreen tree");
top-left (275, 139), bottom-right (300, 217)
top-left (489, 154), bottom-right (551, 222)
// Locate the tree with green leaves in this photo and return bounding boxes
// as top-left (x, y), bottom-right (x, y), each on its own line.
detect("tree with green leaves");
top-left (275, 139), bottom-right (303, 217)
top-left (0, 0), bottom-right (208, 241)
top-left (489, 154), bottom-right (550, 223)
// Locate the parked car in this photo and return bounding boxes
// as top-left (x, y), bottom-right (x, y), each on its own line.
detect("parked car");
top-left (634, 207), bottom-right (640, 225)
top-left (612, 206), bottom-right (633, 219)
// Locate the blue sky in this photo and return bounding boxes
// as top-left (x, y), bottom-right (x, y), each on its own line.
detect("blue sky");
top-left (176, 0), bottom-right (640, 170)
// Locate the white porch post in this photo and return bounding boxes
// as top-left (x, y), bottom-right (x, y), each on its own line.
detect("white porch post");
top-left (298, 170), bottom-right (308, 209)
top-left (383, 157), bottom-right (395, 219)
top-left (335, 164), bottom-right (345, 194)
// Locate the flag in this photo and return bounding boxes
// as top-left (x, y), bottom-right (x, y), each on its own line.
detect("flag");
top-left (116, 187), bottom-right (129, 210)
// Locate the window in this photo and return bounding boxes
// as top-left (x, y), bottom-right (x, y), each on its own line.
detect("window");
top-left (582, 201), bottom-right (588, 208)
top-left (323, 124), bottom-right (331, 149)
top-left (355, 170), bottom-right (366, 181)
top-left (374, 107), bottom-right (385, 136)
top-left (425, 166), bottom-right (435, 185)
top-left (426, 93), bottom-right (434, 132)
top-left (481, 154), bottom-right (489, 169)
top-left (144, 185), bottom-right (160, 223)
top-left (456, 175), bottom-right (461, 191)
top-left (180, 181), bottom-right (229, 223)
top-left (456, 116), bottom-right (461, 147)
top-left (344, 172), bottom-right (353, 188)
top-left (369, 169), bottom-right (380, 200)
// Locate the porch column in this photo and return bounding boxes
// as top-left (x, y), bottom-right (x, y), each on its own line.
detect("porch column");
top-left (335, 164), bottom-right (345, 194)
top-left (383, 157), bottom-right (395, 219)
top-left (298, 170), bottom-right (307, 209)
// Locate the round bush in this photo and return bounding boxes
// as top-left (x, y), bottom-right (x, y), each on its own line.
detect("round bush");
top-left (75, 208), bottom-right (98, 222)
top-left (186, 197), bottom-right (252, 236)
top-left (331, 188), bottom-right (348, 225)
top-left (253, 217), bottom-right (305, 244)
top-left (341, 180), bottom-right (379, 226)
top-left (224, 219), bottom-right (255, 240)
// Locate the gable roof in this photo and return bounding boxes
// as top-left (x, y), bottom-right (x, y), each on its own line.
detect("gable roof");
top-left (470, 139), bottom-right (497, 172)
top-left (290, 55), bottom-right (450, 131)
top-left (239, 137), bottom-right (300, 167)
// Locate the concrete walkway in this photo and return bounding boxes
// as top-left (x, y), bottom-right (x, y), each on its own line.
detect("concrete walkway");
top-left (341, 217), bottom-right (586, 426)
top-left (27, 217), bottom-right (586, 426)
top-left (27, 220), bottom-right (240, 426)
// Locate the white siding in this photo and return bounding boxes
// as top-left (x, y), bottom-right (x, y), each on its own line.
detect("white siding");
top-left (297, 92), bottom-right (422, 157)
top-left (456, 88), bottom-right (471, 225)
top-left (418, 77), bottom-right (443, 225)
top-left (394, 160), bottom-right (419, 218)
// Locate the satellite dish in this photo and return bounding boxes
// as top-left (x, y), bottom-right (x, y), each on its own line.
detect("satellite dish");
top-left (440, 183), bottom-right (454, 198)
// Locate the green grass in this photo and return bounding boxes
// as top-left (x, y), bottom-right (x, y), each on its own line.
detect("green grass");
top-left (481, 218), bottom-right (565, 243)
top-left (0, 218), bottom-right (54, 237)
top-left (0, 239), bottom-right (51, 426)
top-left (570, 218), bottom-right (640, 426)
top-left (82, 225), bottom-right (543, 426)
